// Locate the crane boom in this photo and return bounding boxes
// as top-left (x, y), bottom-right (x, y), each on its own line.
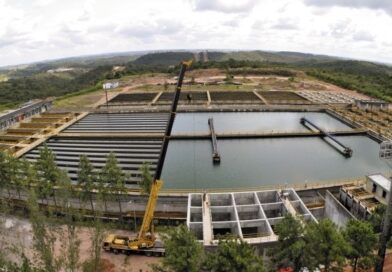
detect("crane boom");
top-left (103, 60), bottom-right (192, 253)
top-left (137, 60), bottom-right (192, 241)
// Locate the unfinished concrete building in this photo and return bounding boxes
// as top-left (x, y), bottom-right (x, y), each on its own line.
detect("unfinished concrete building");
top-left (187, 189), bottom-right (317, 246)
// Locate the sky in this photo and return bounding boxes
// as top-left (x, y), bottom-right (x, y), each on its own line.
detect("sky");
top-left (1, 0), bottom-right (392, 67)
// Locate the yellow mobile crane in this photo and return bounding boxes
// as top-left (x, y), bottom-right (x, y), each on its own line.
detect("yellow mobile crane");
top-left (103, 60), bottom-right (192, 256)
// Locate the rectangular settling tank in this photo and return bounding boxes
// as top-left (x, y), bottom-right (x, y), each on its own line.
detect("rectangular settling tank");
top-left (162, 111), bottom-right (389, 189)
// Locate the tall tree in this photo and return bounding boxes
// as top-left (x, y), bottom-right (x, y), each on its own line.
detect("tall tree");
top-left (271, 214), bottom-right (306, 272)
top-left (83, 190), bottom-right (107, 272)
top-left (154, 225), bottom-right (203, 272)
top-left (100, 152), bottom-right (126, 217)
top-left (20, 159), bottom-right (38, 192)
top-left (35, 145), bottom-right (60, 206)
top-left (27, 188), bottom-right (60, 272)
top-left (57, 170), bottom-right (81, 272)
top-left (304, 219), bottom-right (349, 272)
top-left (205, 238), bottom-right (265, 272)
top-left (0, 151), bottom-right (18, 199)
top-left (139, 162), bottom-right (153, 195)
top-left (77, 155), bottom-right (96, 213)
top-left (367, 204), bottom-right (386, 233)
top-left (343, 220), bottom-right (378, 272)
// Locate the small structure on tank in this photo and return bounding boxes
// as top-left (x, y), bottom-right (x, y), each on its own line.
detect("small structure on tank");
top-left (354, 99), bottom-right (390, 110)
top-left (103, 81), bottom-right (119, 90)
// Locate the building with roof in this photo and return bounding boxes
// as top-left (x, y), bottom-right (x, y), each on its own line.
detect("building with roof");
top-left (366, 174), bottom-right (391, 203)
top-left (0, 99), bottom-right (52, 131)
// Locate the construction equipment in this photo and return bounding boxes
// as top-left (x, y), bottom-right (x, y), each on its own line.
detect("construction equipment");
top-left (103, 60), bottom-right (192, 255)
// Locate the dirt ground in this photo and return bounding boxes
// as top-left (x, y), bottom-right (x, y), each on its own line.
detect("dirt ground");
top-left (52, 68), bottom-right (372, 110)
top-left (0, 216), bottom-right (161, 272)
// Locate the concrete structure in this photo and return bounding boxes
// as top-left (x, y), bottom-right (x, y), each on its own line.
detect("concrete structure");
top-left (103, 81), bottom-right (119, 90)
top-left (24, 112), bottom-right (169, 183)
top-left (187, 189), bottom-right (317, 246)
top-left (366, 174), bottom-right (391, 203)
top-left (0, 99), bottom-right (52, 131)
top-left (338, 174), bottom-right (391, 219)
top-left (297, 91), bottom-right (358, 104)
top-left (354, 99), bottom-right (390, 110)
top-left (324, 190), bottom-right (356, 228)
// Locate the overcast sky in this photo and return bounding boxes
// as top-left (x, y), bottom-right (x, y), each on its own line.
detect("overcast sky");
top-left (1, 0), bottom-right (392, 67)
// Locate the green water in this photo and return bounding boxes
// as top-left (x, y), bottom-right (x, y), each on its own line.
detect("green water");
top-left (162, 136), bottom-right (389, 189)
top-left (161, 112), bottom-right (389, 189)
top-left (172, 112), bottom-right (352, 134)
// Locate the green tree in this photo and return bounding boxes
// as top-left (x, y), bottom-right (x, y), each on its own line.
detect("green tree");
top-left (0, 151), bottom-right (17, 199)
top-left (13, 158), bottom-right (27, 200)
top-left (35, 145), bottom-right (60, 206)
top-left (27, 188), bottom-right (60, 272)
top-left (343, 220), bottom-right (378, 272)
top-left (77, 155), bottom-right (96, 213)
top-left (83, 191), bottom-right (107, 272)
top-left (154, 225), bottom-right (203, 272)
top-left (20, 159), bottom-right (38, 191)
top-left (304, 219), bottom-right (349, 272)
top-left (100, 152), bottom-right (126, 217)
top-left (205, 238), bottom-right (265, 272)
top-left (271, 214), bottom-right (306, 272)
top-left (368, 204), bottom-right (386, 233)
top-left (139, 162), bottom-right (153, 195)
top-left (57, 170), bottom-right (81, 272)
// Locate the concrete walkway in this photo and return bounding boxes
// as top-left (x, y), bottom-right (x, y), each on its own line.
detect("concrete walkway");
top-left (202, 195), bottom-right (213, 245)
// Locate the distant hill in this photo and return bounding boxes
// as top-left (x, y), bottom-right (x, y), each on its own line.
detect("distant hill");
top-left (300, 60), bottom-right (392, 101)
top-left (1, 49), bottom-right (391, 106)
top-left (207, 50), bottom-right (337, 63)
top-left (133, 52), bottom-right (195, 66)
top-left (131, 50), bottom-right (338, 66)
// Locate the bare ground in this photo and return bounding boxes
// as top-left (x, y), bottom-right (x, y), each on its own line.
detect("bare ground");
top-left (0, 216), bottom-right (161, 272)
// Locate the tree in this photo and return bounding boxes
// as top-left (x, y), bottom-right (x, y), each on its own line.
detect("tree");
top-left (77, 155), bottom-right (96, 213)
top-left (83, 191), bottom-right (107, 272)
top-left (139, 162), bottom-right (153, 195)
top-left (343, 220), bottom-right (377, 272)
top-left (271, 214), bottom-right (306, 272)
top-left (0, 151), bottom-right (16, 199)
top-left (20, 159), bottom-right (38, 191)
top-left (27, 188), bottom-right (60, 272)
top-left (35, 145), bottom-right (60, 206)
top-left (163, 80), bottom-right (169, 91)
top-left (100, 152), bottom-right (127, 217)
top-left (367, 204), bottom-right (386, 233)
top-left (154, 225), bottom-right (203, 272)
top-left (205, 238), bottom-right (265, 272)
top-left (304, 219), bottom-right (349, 272)
top-left (13, 158), bottom-right (27, 200)
top-left (57, 170), bottom-right (81, 272)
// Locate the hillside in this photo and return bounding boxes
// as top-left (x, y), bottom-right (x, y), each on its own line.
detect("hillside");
top-left (218, 50), bottom-right (336, 63)
top-left (133, 52), bottom-right (195, 66)
top-left (0, 50), bottom-right (391, 107)
top-left (300, 60), bottom-right (392, 101)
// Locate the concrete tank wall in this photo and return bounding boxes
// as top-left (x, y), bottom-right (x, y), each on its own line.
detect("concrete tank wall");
top-left (325, 190), bottom-right (355, 228)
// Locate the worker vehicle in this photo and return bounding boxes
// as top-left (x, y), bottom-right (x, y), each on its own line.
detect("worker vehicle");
top-left (103, 60), bottom-right (192, 256)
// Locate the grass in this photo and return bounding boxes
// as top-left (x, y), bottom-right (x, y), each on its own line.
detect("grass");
top-left (0, 74), bottom-right (8, 82)
top-left (0, 102), bottom-right (18, 112)
top-left (139, 83), bottom-right (262, 92)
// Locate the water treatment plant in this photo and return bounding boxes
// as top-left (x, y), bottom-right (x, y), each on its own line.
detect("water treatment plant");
top-left (1, 72), bottom-right (392, 250)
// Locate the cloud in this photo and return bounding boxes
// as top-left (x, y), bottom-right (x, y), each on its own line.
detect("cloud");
top-left (0, 27), bottom-right (28, 48)
top-left (272, 18), bottom-right (299, 30)
top-left (115, 19), bottom-right (183, 40)
top-left (328, 19), bottom-right (351, 39)
top-left (304, 0), bottom-right (392, 16)
top-left (192, 0), bottom-right (258, 13)
top-left (352, 31), bottom-right (374, 42)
